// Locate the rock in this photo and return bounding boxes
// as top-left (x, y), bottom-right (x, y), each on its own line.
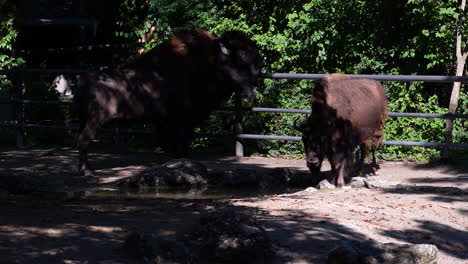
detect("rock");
top-left (350, 177), bottom-right (366, 188)
top-left (190, 207), bottom-right (272, 264)
top-left (288, 171), bottom-right (314, 187)
top-left (407, 185), bottom-right (465, 195)
top-left (118, 159), bottom-right (208, 189)
top-left (211, 168), bottom-right (290, 192)
top-left (327, 240), bottom-right (438, 264)
top-left (364, 180), bottom-right (400, 190)
top-left (124, 208), bottom-right (272, 264)
top-left (118, 161), bottom-right (320, 193)
top-left (287, 186), bottom-right (318, 195)
top-left (158, 159), bottom-right (208, 186)
top-left (258, 168), bottom-right (290, 193)
top-left (123, 233), bottom-right (190, 264)
top-left (304, 187), bottom-right (318, 192)
top-left (214, 169), bottom-right (258, 187)
top-left (317, 180), bottom-right (336, 190)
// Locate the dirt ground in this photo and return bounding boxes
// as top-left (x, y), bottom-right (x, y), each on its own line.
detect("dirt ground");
top-left (0, 147), bottom-right (467, 264)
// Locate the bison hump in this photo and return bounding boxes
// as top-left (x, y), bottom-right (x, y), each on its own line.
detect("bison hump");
top-left (316, 75), bottom-right (387, 128)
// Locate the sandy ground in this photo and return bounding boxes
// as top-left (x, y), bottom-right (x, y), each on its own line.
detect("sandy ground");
top-left (0, 147), bottom-right (467, 263)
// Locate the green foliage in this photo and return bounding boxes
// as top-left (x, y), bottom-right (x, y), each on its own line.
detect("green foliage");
top-left (192, 0), bottom-right (466, 161)
top-left (0, 15), bottom-right (24, 97)
top-left (382, 82), bottom-right (446, 161)
top-left (1, 0), bottom-right (467, 162)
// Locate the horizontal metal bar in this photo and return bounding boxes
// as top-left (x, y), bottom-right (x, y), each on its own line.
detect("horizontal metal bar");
top-left (2, 70), bottom-right (468, 83)
top-left (0, 68), bottom-right (103, 75)
top-left (382, 140), bottom-right (468, 148)
top-left (250, 107), bottom-right (311, 114)
top-left (388, 112), bottom-right (468, 119)
top-left (236, 134), bottom-right (468, 148)
top-left (2, 122), bottom-right (466, 148)
top-left (12, 100), bottom-right (72, 105)
top-left (20, 18), bottom-right (97, 26)
top-left (17, 124), bottom-right (79, 131)
top-left (0, 123), bottom-right (223, 137)
top-left (246, 107), bottom-right (468, 119)
top-left (0, 123), bottom-right (78, 130)
top-left (17, 43), bottom-right (144, 54)
top-left (237, 134), bottom-right (302, 141)
top-left (4, 101), bottom-right (466, 119)
top-left (4, 100), bottom-right (466, 119)
top-left (262, 73), bottom-right (468, 83)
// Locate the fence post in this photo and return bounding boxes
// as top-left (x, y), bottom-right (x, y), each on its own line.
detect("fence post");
top-left (443, 114), bottom-right (458, 160)
top-left (234, 95), bottom-right (244, 157)
top-left (14, 74), bottom-right (25, 148)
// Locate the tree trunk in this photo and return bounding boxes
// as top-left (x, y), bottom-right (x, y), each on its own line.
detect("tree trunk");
top-left (443, 0), bottom-right (467, 159)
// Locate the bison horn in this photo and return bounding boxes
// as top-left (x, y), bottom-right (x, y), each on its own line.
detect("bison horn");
top-left (219, 43), bottom-right (230, 56)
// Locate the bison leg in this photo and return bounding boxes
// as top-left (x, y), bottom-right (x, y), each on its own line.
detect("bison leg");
top-left (77, 117), bottom-right (104, 177)
top-left (369, 147), bottom-right (380, 175)
top-left (357, 143), bottom-right (369, 176)
top-left (329, 162), bottom-right (338, 186)
top-left (158, 118), bottom-right (194, 157)
top-left (329, 151), bottom-right (352, 188)
top-left (336, 158), bottom-right (349, 187)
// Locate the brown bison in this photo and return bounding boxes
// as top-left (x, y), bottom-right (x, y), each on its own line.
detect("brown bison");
top-left (299, 74), bottom-right (388, 187)
top-left (74, 30), bottom-right (262, 176)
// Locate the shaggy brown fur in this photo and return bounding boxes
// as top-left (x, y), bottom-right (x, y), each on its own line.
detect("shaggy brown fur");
top-left (74, 29), bottom-right (262, 176)
top-left (300, 74), bottom-right (388, 187)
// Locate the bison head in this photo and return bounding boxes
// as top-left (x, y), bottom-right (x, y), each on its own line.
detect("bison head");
top-left (215, 31), bottom-right (262, 99)
top-left (297, 118), bottom-right (326, 177)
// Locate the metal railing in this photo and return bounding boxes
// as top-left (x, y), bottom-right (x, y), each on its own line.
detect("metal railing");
top-left (1, 69), bottom-right (467, 156)
top-left (232, 73), bottom-right (468, 156)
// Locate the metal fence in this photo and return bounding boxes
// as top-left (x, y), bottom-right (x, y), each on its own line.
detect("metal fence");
top-left (1, 69), bottom-right (467, 156)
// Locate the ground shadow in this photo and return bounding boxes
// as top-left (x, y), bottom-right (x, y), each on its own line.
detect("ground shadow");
top-left (410, 163), bottom-right (468, 183)
top-left (382, 185), bottom-right (467, 203)
top-left (0, 196), bottom-right (217, 263)
top-left (1, 147), bottom-right (467, 263)
top-left (0, 195), bottom-right (391, 264)
top-left (245, 207), bottom-right (371, 263)
top-left (381, 220), bottom-right (468, 260)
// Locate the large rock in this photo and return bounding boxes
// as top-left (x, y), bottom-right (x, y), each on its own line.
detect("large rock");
top-left (210, 167), bottom-right (290, 189)
top-left (117, 159), bottom-right (315, 193)
top-left (210, 169), bottom-right (258, 187)
top-left (258, 168), bottom-right (291, 192)
top-left (327, 240), bottom-right (438, 264)
top-left (123, 207), bottom-right (272, 263)
top-left (349, 177), bottom-right (367, 188)
top-left (190, 207), bottom-right (272, 263)
top-left (124, 233), bottom-right (191, 264)
top-left (317, 179), bottom-right (336, 190)
top-left (118, 159), bottom-right (208, 189)
top-left (288, 170), bottom-right (316, 187)
top-left (364, 180), bottom-right (400, 190)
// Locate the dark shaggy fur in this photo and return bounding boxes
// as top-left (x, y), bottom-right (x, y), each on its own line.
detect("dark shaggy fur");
top-left (300, 74), bottom-right (388, 187)
top-left (74, 29), bottom-right (262, 176)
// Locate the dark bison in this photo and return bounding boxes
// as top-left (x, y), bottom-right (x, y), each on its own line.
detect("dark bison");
top-left (299, 74), bottom-right (388, 187)
top-left (74, 29), bottom-right (262, 176)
